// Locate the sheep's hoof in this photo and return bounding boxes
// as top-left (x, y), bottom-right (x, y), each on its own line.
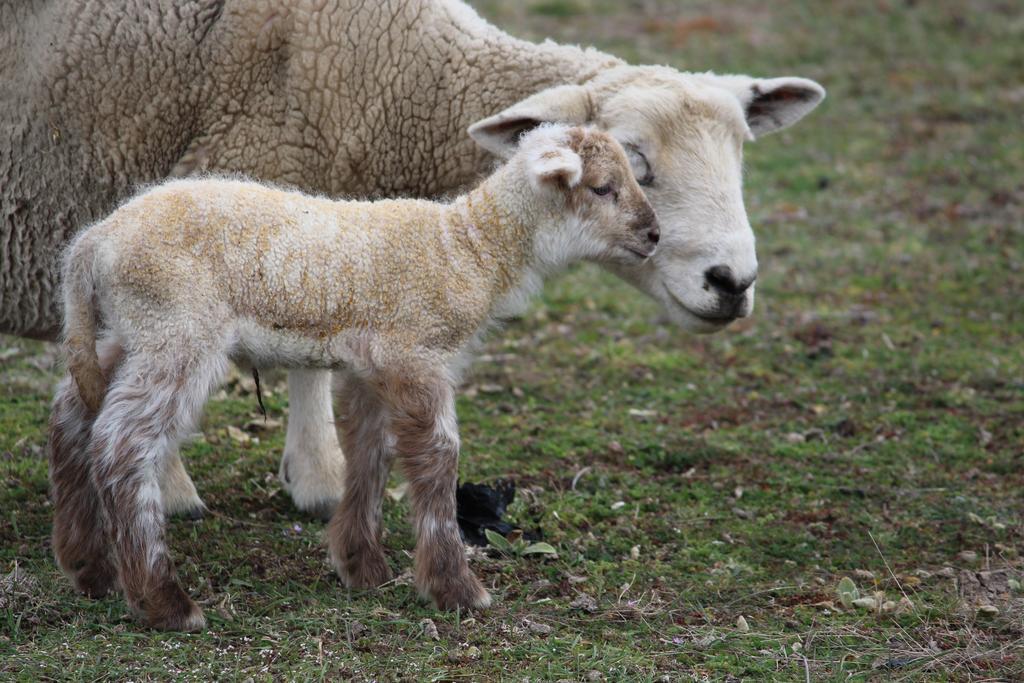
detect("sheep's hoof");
top-left (138, 583), bottom-right (207, 632)
top-left (279, 450), bottom-right (345, 520)
top-left (424, 572), bottom-right (492, 611)
top-left (161, 470), bottom-right (207, 520)
top-left (303, 499), bottom-right (338, 523)
top-left (166, 502), bottom-right (207, 521)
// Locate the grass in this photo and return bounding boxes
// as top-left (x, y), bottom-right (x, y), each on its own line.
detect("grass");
top-left (2, 0), bottom-right (1023, 680)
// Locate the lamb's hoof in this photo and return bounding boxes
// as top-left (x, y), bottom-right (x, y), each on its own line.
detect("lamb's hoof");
top-left (148, 602), bottom-right (206, 632)
top-left (424, 573), bottom-right (492, 611)
top-left (70, 558), bottom-right (117, 599)
top-left (333, 548), bottom-right (394, 589)
top-left (279, 450), bottom-right (345, 520)
top-left (138, 582), bottom-right (207, 632)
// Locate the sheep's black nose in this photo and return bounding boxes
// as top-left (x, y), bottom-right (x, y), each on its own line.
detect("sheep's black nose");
top-left (704, 265), bottom-right (754, 297)
top-left (647, 225), bottom-right (660, 245)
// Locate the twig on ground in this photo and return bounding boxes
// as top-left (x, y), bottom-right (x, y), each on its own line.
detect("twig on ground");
top-left (571, 466), bottom-right (591, 491)
top-left (868, 529), bottom-right (917, 613)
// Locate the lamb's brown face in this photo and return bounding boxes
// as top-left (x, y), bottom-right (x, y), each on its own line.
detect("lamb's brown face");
top-left (565, 129), bottom-right (660, 261)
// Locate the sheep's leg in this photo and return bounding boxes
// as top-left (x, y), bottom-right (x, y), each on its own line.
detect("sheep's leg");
top-left (160, 449), bottom-right (206, 520)
top-left (384, 373), bottom-right (490, 610)
top-left (90, 352), bottom-right (227, 631)
top-left (280, 368), bottom-right (346, 519)
top-left (49, 338), bottom-right (124, 598)
top-left (327, 375), bottom-right (394, 588)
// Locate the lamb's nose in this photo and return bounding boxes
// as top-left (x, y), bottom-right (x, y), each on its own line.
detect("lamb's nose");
top-left (647, 224), bottom-right (660, 245)
top-left (704, 265), bottom-right (755, 297)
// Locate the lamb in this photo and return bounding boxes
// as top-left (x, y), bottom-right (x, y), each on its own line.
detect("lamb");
top-left (49, 125), bottom-right (660, 630)
top-left (5, 0), bottom-right (824, 519)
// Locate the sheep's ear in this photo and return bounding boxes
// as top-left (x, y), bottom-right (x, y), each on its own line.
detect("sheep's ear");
top-left (527, 145), bottom-right (583, 191)
top-left (704, 75), bottom-right (825, 138)
top-left (469, 85), bottom-right (592, 158)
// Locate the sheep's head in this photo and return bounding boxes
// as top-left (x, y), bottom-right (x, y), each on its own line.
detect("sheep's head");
top-left (470, 67), bottom-right (825, 333)
top-left (520, 125), bottom-right (659, 264)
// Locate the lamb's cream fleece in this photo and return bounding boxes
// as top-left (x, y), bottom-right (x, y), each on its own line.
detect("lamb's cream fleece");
top-left (63, 127), bottom-right (654, 395)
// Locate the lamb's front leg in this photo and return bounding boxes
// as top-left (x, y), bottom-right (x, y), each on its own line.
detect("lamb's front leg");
top-left (386, 375), bottom-right (490, 610)
top-left (327, 375), bottom-right (394, 589)
top-left (280, 368), bottom-right (347, 519)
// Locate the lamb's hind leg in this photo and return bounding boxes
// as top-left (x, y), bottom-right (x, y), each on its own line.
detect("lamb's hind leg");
top-left (327, 374), bottom-right (394, 589)
top-left (49, 337), bottom-right (123, 598)
top-left (90, 352), bottom-right (227, 631)
top-left (280, 368), bottom-right (346, 519)
top-left (382, 371), bottom-right (490, 610)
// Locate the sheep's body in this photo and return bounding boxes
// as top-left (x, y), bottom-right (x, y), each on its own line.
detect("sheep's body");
top-left (8, 0), bottom-right (824, 516)
top-left (50, 127), bottom-right (659, 630)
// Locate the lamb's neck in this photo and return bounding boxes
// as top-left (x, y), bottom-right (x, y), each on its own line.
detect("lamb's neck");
top-left (447, 167), bottom-right (563, 315)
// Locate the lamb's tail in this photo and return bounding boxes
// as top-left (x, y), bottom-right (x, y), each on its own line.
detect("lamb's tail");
top-left (62, 234), bottom-right (107, 413)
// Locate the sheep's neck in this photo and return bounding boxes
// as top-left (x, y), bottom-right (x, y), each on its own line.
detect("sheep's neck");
top-left (436, 6), bottom-right (620, 120)
top-left (433, 5), bottom-right (623, 183)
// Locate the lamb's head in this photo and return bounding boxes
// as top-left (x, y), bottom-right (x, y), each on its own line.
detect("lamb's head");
top-left (469, 67), bottom-right (825, 333)
top-left (518, 125), bottom-right (659, 264)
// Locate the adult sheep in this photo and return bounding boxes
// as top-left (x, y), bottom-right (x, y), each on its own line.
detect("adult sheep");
top-left (1, 0), bottom-right (824, 517)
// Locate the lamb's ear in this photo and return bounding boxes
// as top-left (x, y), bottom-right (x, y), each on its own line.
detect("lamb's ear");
top-left (704, 75), bottom-right (825, 138)
top-left (469, 85), bottom-right (592, 158)
top-left (526, 144), bottom-right (583, 191)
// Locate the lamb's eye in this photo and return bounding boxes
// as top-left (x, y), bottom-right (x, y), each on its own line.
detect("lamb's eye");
top-left (590, 185), bottom-right (614, 197)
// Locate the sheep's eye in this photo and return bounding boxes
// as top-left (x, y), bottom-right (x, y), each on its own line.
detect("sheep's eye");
top-left (590, 184), bottom-right (614, 197)
top-left (624, 144), bottom-right (656, 187)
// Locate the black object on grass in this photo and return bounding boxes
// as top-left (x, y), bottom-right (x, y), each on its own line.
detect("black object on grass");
top-left (456, 480), bottom-right (539, 546)
top-left (251, 367), bottom-right (267, 420)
